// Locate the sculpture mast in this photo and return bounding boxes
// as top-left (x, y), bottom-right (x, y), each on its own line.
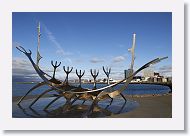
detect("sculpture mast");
top-left (128, 33), bottom-right (136, 71)
top-left (36, 22), bottom-right (42, 66)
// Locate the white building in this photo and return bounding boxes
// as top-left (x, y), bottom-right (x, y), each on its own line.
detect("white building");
top-left (143, 68), bottom-right (154, 77)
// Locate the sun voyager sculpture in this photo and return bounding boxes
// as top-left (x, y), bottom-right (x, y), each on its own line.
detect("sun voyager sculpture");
top-left (16, 22), bottom-right (168, 117)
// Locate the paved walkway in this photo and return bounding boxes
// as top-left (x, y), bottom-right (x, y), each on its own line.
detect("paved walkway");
top-left (110, 94), bottom-right (172, 118)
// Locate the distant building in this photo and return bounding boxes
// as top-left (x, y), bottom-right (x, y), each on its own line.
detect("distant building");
top-left (166, 77), bottom-right (172, 82)
top-left (154, 72), bottom-right (160, 77)
top-left (68, 79), bottom-right (75, 83)
top-left (81, 79), bottom-right (89, 83)
top-left (142, 68), bottom-right (172, 83)
top-left (157, 77), bottom-right (163, 82)
top-left (97, 79), bottom-right (102, 83)
top-left (143, 68), bottom-right (154, 77)
top-left (131, 76), bottom-right (142, 82)
top-left (124, 70), bottom-right (127, 79)
top-left (124, 69), bottom-right (133, 79)
top-left (147, 77), bottom-right (154, 82)
top-left (162, 78), bottom-right (168, 82)
top-left (109, 78), bottom-right (117, 83)
top-left (74, 79), bottom-right (79, 83)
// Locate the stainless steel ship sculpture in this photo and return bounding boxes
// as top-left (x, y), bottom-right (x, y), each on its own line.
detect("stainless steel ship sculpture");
top-left (16, 22), bottom-right (168, 117)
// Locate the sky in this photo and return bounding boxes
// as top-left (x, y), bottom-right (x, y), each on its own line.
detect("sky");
top-left (12, 12), bottom-right (172, 82)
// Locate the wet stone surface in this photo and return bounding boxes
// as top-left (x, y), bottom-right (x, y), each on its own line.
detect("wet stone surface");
top-left (12, 96), bottom-right (139, 118)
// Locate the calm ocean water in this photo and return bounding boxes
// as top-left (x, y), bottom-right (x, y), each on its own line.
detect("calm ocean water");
top-left (12, 82), bottom-right (171, 97)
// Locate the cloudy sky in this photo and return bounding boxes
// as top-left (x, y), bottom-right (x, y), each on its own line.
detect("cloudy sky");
top-left (12, 12), bottom-right (172, 82)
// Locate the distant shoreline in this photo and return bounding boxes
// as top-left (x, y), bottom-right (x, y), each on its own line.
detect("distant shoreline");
top-left (12, 93), bottom-right (172, 102)
top-left (15, 82), bottom-right (37, 84)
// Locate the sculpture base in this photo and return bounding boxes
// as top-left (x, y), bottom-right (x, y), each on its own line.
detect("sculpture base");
top-left (12, 96), bottom-right (139, 118)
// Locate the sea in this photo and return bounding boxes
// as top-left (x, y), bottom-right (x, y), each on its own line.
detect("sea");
top-left (12, 82), bottom-right (171, 97)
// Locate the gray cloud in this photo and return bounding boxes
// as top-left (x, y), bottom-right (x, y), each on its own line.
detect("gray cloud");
top-left (112, 56), bottom-right (125, 63)
top-left (12, 58), bottom-right (36, 75)
top-left (12, 57), bottom-right (55, 82)
top-left (90, 57), bottom-right (104, 63)
top-left (12, 58), bottom-right (40, 82)
top-left (158, 65), bottom-right (172, 76)
top-left (159, 65), bottom-right (172, 71)
top-left (75, 59), bottom-right (83, 64)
